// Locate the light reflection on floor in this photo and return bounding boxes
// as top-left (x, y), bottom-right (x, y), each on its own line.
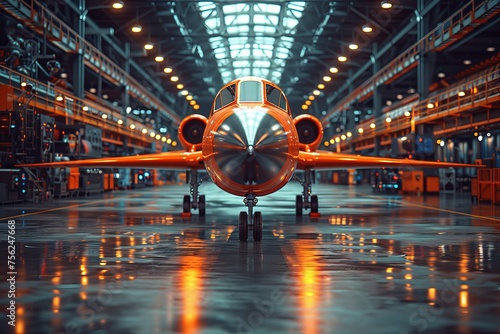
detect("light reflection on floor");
top-left (0, 181), bottom-right (499, 334)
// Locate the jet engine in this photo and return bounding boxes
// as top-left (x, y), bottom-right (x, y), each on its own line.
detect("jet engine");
top-left (293, 114), bottom-right (324, 152)
top-left (178, 114), bottom-right (208, 151)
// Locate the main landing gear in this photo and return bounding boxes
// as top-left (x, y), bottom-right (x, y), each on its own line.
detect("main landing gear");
top-left (238, 194), bottom-right (263, 242)
top-left (293, 170), bottom-right (320, 217)
top-left (182, 170), bottom-right (208, 217)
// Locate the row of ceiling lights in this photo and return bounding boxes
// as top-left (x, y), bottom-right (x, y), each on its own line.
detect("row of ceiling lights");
top-left (300, 2), bottom-right (401, 111)
top-left (92, 1), bottom-right (199, 112)
top-left (305, 1), bottom-right (497, 115)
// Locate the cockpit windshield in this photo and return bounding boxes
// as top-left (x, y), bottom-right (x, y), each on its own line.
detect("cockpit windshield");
top-left (239, 81), bottom-right (262, 102)
top-left (214, 84), bottom-right (236, 111)
top-left (265, 84), bottom-right (287, 111)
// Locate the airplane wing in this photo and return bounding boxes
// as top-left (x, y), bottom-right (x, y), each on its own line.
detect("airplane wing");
top-left (16, 151), bottom-right (204, 170)
top-left (297, 150), bottom-right (482, 170)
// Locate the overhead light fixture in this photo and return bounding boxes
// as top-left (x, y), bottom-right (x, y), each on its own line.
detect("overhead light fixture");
top-left (313, 90), bottom-right (320, 96)
top-left (82, 105), bottom-right (89, 111)
top-left (308, 95), bottom-right (315, 101)
top-left (370, 123), bottom-right (376, 129)
top-left (56, 94), bottom-right (64, 101)
top-left (381, 1), bottom-right (392, 9)
top-left (349, 43), bottom-right (359, 50)
top-left (427, 103), bottom-right (434, 109)
top-left (396, 94), bottom-right (403, 100)
top-left (60, 72), bottom-right (68, 79)
top-left (144, 42), bottom-right (154, 50)
top-left (89, 87), bottom-right (97, 94)
top-left (193, 105), bottom-right (200, 110)
top-left (180, 90), bottom-right (189, 96)
top-left (317, 83), bottom-right (325, 89)
top-left (463, 59), bottom-right (472, 65)
top-left (101, 113), bottom-right (108, 119)
top-left (190, 100), bottom-right (196, 106)
top-left (155, 55), bottom-right (164, 62)
top-left (186, 95), bottom-right (193, 101)
top-left (329, 67), bottom-right (339, 73)
top-left (323, 75), bottom-right (331, 82)
top-left (385, 117), bottom-right (392, 123)
top-left (362, 24), bottom-right (373, 33)
top-left (176, 83), bottom-right (184, 90)
top-left (338, 56), bottom-right (347, 62)
top-left (486, 46), bottom-right (495, 52)
top-left (163, 67), bottom-right (173, 74)
top-left (112, 1), bottom-right (124, 9)
top-left (301, 104), bottom-right (308, 110)
top-left (129, 124), bottom-right (136, 130)
top-left (305, 100), bottom-right (312, 106)
top-left (131, 24), bottom-right (142, 33)
top-left (117, 119), bottom-right (123, 125)
top-left (341, 134), bottom-right (347, 140)
top-left (170, 76), bottom-right (179, 82)
top-left (458, 91), bottom-right (465, 97)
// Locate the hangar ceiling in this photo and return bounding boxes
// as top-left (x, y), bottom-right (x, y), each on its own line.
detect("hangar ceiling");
top-left (3, 0), bottom-right (500, 120)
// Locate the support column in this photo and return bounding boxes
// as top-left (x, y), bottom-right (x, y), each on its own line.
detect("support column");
top-left (72, 0), bottom-right (86, 99)
top-left (372, 43), bottom-right (381, 156)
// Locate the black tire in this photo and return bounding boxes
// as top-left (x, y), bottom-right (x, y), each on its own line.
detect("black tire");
top-left (238, 211), bottom-right (248, 241)
top-left (295, 195), bottom-right (303, 216)
top-left (311, 195), bottom-right (318, 213)
top-left (253, 212), bottom-right (263, 241)
top-left (198, 195), bottom-right (206, 216)
top-left (183, 195), bottom-right (190, 213)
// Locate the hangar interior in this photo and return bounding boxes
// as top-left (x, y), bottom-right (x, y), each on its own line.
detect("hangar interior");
top-left (0, 1), bottom-right (500, 334)
top-left (0, 0), bottom-right (499, 201)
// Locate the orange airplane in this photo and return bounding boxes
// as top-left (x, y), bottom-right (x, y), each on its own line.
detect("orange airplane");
top-left (20, 76), bottom-right (480, 241)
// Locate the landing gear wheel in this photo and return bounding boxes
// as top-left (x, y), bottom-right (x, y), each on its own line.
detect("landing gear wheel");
top-left (198, 195), bottom-right (206, 216)
top-left (239, 211), bottom-right (248, 241)
top-left (295, 195), bottom-right (303, 216)
top-left (183, 195), bottom-right (191, 213)
top-left (253, 212), bottom-right (263, 241)
top-left (311, 195), bottom-right (318, 213)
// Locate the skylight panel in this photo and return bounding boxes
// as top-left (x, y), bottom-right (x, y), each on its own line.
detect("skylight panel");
top-left (254, 25), bottom-right (276, 34)
top-left (254, 3), bottom-right (281, 14)
top-left (198, 1), bottom-right (306, 84)
top-left (225, 14), bottom-right (249, 25)
top-left (223, 3), bottom-right (247, 14)
top-left (198, 2), bottom-right (217, 17)
top-left (227, 25), bottom-right (249, 34)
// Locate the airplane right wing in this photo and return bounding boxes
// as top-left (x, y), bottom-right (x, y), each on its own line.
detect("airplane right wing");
top-left (16, 151), bottom-right (204, 170)
top-left (297, 150), bottom-right (483, 170)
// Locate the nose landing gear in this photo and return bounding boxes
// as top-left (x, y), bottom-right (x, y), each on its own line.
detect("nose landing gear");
top-left (238, 194), bottom-right (263, 242)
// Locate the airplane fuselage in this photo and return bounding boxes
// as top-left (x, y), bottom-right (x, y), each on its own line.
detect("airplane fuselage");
top-left (203, 103), bottom-right (300, 197)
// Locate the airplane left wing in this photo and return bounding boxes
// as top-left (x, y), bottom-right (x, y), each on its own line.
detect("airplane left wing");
top-left (297, 150), bottom-right (482, 170)
top-left (16, 151), bottom-right (204, 170)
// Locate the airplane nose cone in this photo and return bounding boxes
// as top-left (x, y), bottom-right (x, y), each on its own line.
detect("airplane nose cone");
top-left (213, 108), bottom-right (289, 185)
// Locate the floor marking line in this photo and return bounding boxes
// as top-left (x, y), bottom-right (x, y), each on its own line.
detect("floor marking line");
top-left (0, 194), bottom-right (144, 221)
top-left (365, 195), bottom-right (500, 222)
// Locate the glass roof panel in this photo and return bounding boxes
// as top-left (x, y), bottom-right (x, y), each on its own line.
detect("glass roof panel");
top-left (197, 2), bottom-right (306, 84)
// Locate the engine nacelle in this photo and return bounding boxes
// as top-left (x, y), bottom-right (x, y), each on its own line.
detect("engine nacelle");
top-left (178, 114), bottom-right (208, 151)
top-left (293, 114), bottom-right (323, 152)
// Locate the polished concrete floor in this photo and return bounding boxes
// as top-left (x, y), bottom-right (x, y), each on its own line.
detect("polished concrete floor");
top-left (1, 181), bottom-right (499, 334)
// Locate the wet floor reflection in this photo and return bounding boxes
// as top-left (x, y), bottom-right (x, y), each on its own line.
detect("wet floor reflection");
top-left (0, 182), bottom-right (499, 333)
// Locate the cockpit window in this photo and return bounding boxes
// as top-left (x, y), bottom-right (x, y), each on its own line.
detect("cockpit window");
top-left (239, 81), bottom-right (262, 102)
top-left (214, 84), bottom-right (236, 111)
top-left (265, 84), bottom-right (287, 111)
